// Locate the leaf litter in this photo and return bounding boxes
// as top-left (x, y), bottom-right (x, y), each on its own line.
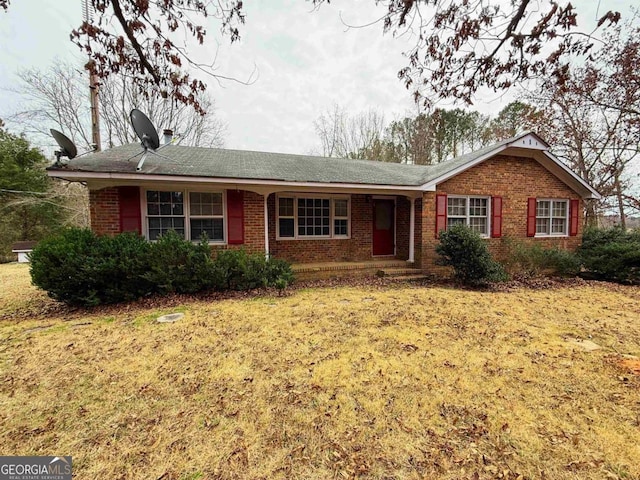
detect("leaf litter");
top-left (1, 264), bottom-right (640, 479)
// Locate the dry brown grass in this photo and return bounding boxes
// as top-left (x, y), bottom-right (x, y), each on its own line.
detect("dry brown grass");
top-left (1, 263), bottom-right (640, 479)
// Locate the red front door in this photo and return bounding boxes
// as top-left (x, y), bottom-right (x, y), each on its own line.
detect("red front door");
top-left (372, 199), bottom-right (395, 256)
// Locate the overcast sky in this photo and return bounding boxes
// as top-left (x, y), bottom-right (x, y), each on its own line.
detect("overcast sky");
top-left (0, 0), bottom-right (636, 156)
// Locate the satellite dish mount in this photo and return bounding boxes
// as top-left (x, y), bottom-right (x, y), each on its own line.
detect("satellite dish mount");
top-left (50, 129), bottom-right (79, 166)
top-left (129, 109), bottom-right (169, 171)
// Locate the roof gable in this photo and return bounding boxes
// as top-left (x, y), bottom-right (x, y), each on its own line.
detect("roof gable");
top-left (420, 131), bottom-right (599, 199)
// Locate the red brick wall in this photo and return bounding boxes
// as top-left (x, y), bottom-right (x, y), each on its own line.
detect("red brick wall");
top-left (89, 187), bottom-right (265, 254)
top-left (420, 155), bottom-right (584, 272)
top-left (89, 187), bottom-right (424, 264)
top-left (268, 194), bottom-right (375, 263)
top-left (211, 190), bottom-right (265, 255)
top-left (396, 197), bottom-right (410, 260)
top-left (90, 187), bottom-right (120, 235)
top-left (414, 199), bottom-right (423, 265)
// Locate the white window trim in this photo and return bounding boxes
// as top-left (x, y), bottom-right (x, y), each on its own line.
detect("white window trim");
top-left (535, 198), bottom-right (569, 237)
top-left (446, 195), bottom-right (491, 238)
top-left (142, 188), bottom-right (227, 244)
top-left (276, 194), bottom-right (351, 240)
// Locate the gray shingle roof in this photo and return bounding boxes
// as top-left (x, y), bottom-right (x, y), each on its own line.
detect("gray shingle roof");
top-left (48, 132), bottom-right (548, 187)
top-left (53, 143), bottom-right (433, 186)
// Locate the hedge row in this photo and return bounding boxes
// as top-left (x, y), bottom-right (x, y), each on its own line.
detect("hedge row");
top-left (578, 226), bottom-right (640, 283)
top-left (29, 229), bottom-right (293, 306)
top-left (437, 225), bottom-right (640, 286)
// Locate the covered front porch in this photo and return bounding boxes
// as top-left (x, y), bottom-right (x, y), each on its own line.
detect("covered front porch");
top-left (260, 191), bottom-right (423, 266)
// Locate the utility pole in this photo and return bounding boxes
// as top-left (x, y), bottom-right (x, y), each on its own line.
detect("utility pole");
top-left (82, 0), bottom-right (101, 151)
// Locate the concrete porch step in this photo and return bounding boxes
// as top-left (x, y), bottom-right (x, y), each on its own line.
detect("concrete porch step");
top-left (378, 267), bottom-right (423, 277)
top-left (292, 260), bottom-right (407, 274)
top-left (292, 260), bottom-right (423, 281)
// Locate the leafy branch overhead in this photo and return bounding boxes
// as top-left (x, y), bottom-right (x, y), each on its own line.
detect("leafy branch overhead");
top-left (70, 0), bottom-right (247, 115)
top-left (371, 0), bottom-right (621, 107)
top-left (7, 1), bottom-right (622, 112)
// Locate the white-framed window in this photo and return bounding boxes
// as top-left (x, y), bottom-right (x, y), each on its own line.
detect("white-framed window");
top-left (447, 196), bottom-right (489, 236)
top-left (536, 199), bottom-right (568, 236)
top-left (277, 195), bottom-right (350, 239)
top-left (334, 199), bottom-right (349, 236)
top-left (144, 189), bottom-right (226, 242)
top-left (278, 197), bottom-right (295, 238)
top-left (146, 190), bottom-right (185, 240)
top-left (189, 192), bottom-right (224, 241)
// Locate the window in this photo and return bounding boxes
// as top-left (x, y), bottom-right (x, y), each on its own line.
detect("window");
top-left (278, 197), bottom-right (295, 238)
top-left (145, 190), bottom-right (225, 242)
top-left (146, 190), bottom-right (185, 240)
top-left (189, 192), bottom-right (224, 241)
top-left (447, 196), bottom-right (489, 236)
top-left (277, 195), bottom-right (350, 239)
top-left (536, 199), bottom-right (568, 236)
top-left (334, 199), bottom-right (349, 236)
top-left (298, 198), bottom-right (330, 237)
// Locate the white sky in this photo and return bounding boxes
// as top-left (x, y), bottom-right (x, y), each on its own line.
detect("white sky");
top-left (0, 0), bottom-right (636, 156)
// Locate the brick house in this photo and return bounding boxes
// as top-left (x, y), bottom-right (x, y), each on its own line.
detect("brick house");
top-left (48, 132), bottom-right (599, 272)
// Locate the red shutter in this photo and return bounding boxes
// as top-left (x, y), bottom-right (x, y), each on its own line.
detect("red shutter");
top-left (435, 194), bottom-right (447, 238)
top-left (526, 197), bottom-right (537, 237)
top-left (118, 186), bottom-right (141, 234)
top-left (491, 196), bottom-right (503, 238)
top-left (569, 199), bottom-right (579, 236)
top-left (227, 190), bottom-right (244, 245)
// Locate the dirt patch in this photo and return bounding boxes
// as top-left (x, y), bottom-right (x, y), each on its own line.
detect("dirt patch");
top-left (618, 357), bottom-right (640, 375)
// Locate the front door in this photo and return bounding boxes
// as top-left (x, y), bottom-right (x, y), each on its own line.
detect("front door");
top-left (372, 199), bottom-right (395, 256)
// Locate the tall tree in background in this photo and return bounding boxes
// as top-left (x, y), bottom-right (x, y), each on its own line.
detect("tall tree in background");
top-left (526, 24), bottom-right (640, 226)
top-left (314, 105), bottom-right (386, 160)
top-left (2, 1), bottom-right (621, 113)
top-left (485, 101), bottom-right (541, 143)
top-left (385, 114), bottom-right (434, 165)
top-left (316, 107), bottom-right (492, 164)
top-left (10, 62), bottom-right (225, 151)
top-left (0, 124), bottom-right (75, 260)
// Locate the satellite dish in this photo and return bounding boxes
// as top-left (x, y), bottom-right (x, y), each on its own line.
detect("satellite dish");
top-left (50, 129), bottom-right (78, 163)
top-left (130, 109), bottom-right (160, 151)
top-left (129, 109), bottom-right (169, 171)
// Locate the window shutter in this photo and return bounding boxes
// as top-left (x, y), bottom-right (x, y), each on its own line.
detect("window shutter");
top-left (569, 199), bottom-right (579, 236)
top-left (526, 197), bottom-right (537, 237)
top-left (227, 190), bottom-right (244, 245)
top-left (491, 196), bottom-right (503, 238)
top-left (118, 186), bottom-right (141, 234)
top-left (435, 194), bottom-right (447, 238)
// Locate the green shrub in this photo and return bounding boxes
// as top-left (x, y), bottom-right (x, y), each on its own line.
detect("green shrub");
top-left (30, 228), bottom-right (295, 306)
top-left (504, 240), bottom-right (581, 278)
top-left (30, 228), bottom-right (152, 306)
top-left (578, 226), bottom-right (640, 283)
top-left (143, 231), bottom-right (216, 294)
top-left (265, 257), bottom-right (295, 291)
top-left (212, 249), bottom-right (294, 291)
top-left (436, 225), bottom-right (507, 286)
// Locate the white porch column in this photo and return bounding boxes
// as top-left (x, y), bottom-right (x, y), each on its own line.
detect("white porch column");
top-left (264, 193), bottom-right (270, 259)
top-left (408, 197), bottom-right (416, 263)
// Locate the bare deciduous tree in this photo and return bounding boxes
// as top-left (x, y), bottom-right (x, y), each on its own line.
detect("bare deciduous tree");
top-left (314, 105), bottom-right (386, 160)
top-left (526, 24), bottom-right (640, 226)
top-left (10, 61), bottom-right (226, 151)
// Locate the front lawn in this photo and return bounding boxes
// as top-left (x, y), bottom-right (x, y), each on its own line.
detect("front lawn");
top-left (1, 263), bottom-right (639, 479)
